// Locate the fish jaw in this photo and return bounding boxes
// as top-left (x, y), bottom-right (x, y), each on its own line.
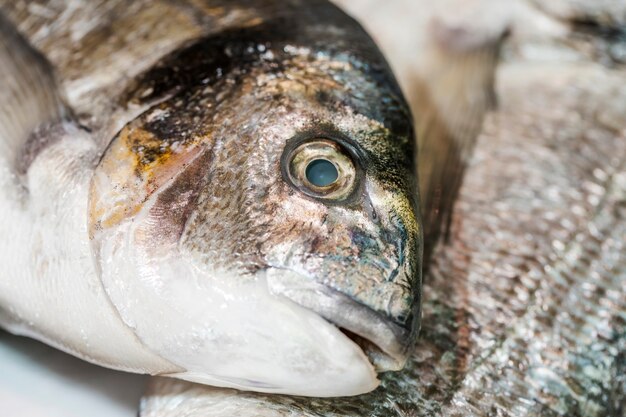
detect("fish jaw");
top-left (93, 204), bottom-right (377, 397)
top-left (163, 277), bottom-right (381, 397)
top-left (266, 268), bottom-right (413, 372)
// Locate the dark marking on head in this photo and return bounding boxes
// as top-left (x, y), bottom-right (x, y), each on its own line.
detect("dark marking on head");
top-left (124, 1), bottom-right (412, 138)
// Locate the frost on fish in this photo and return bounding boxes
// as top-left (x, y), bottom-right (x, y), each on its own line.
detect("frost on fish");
top-left (140, 1), bottom-right (626, 416)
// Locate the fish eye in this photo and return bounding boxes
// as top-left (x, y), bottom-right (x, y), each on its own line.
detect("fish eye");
top-left (284, 138), bottom-right (358, 202)
top-left (305, 159), bottom-right (338, 187)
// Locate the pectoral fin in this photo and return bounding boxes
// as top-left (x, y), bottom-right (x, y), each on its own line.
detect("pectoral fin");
top-left (140, 377), bottom-right (292, 417)
top-left (0, 11), bottom-right (68, 172)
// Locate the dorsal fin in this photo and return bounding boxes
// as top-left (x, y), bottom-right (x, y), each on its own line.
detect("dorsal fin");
top-left (0, 11), bottom-right (68, 171)
top-left (413, 18), bottom-right (507, 266)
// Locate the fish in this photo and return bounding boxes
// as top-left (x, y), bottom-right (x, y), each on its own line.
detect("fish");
top-left (0, 0), bottom-right (422, 398)
top-left (137, 0), bottom-right (626, 416)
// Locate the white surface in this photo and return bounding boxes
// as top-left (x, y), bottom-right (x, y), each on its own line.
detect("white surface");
top-left (0, 331), bottom-right (147, 417)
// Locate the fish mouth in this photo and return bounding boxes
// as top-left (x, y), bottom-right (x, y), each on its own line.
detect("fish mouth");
top-left (266, 269), bottom-right (412, 372)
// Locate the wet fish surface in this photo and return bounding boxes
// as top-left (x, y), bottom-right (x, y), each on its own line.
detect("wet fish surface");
top-left (138, 0), bottom-right (626, 416)
top-left (0, 0), bottom-right (421, 398)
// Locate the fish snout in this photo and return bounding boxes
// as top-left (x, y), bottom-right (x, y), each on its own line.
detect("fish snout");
top-left (267, 269), bottom-right (415, 371)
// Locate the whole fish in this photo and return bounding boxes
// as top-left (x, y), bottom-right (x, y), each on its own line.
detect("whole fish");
top-left (0, 0), bottom-right (421, 398)
top-left (138, 0), bottom-right (626, 416)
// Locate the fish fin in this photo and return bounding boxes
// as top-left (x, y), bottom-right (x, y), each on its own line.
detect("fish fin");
top-left (412, 17), bottom-right (507, 265)
top-left (0, 11), bottom-right (69, 172)
top-left (140, 377), bottom-right (282, 417)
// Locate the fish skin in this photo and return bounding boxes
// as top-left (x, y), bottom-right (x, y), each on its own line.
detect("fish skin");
top-left (0, 0), bottom-right (421, 397)
top-left (139, 1), bottom-right (626, 416)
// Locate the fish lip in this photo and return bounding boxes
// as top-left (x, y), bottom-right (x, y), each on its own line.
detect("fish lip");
top-left (266, 268), bottom-right (412, 372)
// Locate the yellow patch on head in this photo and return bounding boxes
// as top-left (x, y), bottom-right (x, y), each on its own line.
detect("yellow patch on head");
top-left (89, 124), bottom-right (204, 237)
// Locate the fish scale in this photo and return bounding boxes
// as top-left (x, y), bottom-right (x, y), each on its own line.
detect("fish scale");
top-left (431, 66), bottom-right (626, 416)
top-left (448, 180), bottom-right (625, 416)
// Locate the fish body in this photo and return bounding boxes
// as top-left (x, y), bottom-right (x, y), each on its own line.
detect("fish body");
top-left (139, 0), bottom-right (626, 416)
top-left (0, 0), bottom-right (420, 397)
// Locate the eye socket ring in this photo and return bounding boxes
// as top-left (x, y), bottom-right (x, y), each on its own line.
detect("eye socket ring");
top-left (283, 137), bottom-right (360, 202)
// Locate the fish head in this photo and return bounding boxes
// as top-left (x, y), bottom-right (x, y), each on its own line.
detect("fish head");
top-left (89, 41), bottom-right (420, 396)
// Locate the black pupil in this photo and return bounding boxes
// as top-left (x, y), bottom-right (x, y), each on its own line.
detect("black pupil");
top-left (305, 159), bottom-right (339, 187)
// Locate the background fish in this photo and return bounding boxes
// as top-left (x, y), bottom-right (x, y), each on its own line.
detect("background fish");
top-left (138, 0), bottom-right (626, 416)
top-left (0, 0), bottom-right (421, 398)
